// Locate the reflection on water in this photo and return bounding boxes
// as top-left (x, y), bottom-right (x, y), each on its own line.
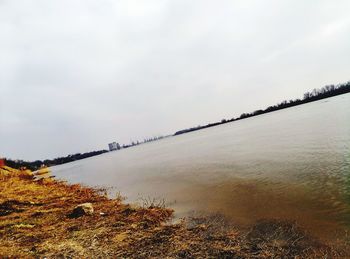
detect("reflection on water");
top-left (179, 179), bottom-right (349, 240)
top-left (53, 94), bottom-right (350, 240)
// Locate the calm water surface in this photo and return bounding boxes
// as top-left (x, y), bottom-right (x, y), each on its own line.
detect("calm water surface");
top-left (53, 94), bottom-right (350, 240)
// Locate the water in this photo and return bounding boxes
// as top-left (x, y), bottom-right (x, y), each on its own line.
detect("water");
top-left (53, 94), bottom-right (350, 240)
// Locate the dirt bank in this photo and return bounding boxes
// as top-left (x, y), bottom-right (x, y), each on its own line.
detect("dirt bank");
top-left (0, 167), bottom-right (346, 258)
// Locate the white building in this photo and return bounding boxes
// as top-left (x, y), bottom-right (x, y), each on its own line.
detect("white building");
top-left (108, 142), bottom-right (120, 151)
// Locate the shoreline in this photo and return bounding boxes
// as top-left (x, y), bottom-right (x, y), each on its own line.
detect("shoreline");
top-left (0, 166), bottom-right (347, 258)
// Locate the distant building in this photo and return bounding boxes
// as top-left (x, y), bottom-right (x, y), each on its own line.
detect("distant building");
top-left (108, 142), bottom-right (120, 151)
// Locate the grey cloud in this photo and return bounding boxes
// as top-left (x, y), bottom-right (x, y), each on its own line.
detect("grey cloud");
top-left (1, 0), bottom-right (350, 160)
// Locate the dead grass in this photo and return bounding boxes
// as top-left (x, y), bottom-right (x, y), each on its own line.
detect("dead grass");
top-left (0, 170), bottom-right (348, 258)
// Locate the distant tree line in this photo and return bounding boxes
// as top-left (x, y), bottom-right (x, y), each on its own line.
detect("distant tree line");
top-left (5, 81), bottom-right (349, 168)
top-left (120, 135), bottom-right (166, 149)
top-left (174, 81), bottom-right (350, 136)
top-left (4, 150), bottom-right (108, 171)
top-left (5, 135), bottom-right (169, 170)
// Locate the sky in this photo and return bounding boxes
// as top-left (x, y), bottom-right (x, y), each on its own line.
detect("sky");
top-left (1, 0), bottom-right (350, 161)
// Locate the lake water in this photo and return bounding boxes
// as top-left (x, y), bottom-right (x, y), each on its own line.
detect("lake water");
top-left (53, 94), bottom-right (350, 240)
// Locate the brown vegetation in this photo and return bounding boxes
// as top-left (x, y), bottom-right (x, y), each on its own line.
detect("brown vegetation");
top-left (0, 167), bottom-right (347, 258)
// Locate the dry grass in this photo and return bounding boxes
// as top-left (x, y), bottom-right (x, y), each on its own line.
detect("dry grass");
top-left (0, 168), bottom-right (348, 258)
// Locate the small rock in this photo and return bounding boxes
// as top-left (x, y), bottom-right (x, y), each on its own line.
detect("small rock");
top-left (69, 203), bottom-right (94, 218)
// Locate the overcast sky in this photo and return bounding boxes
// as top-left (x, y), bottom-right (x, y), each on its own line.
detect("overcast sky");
top-left (1, 0), bottom-right (350, 160)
